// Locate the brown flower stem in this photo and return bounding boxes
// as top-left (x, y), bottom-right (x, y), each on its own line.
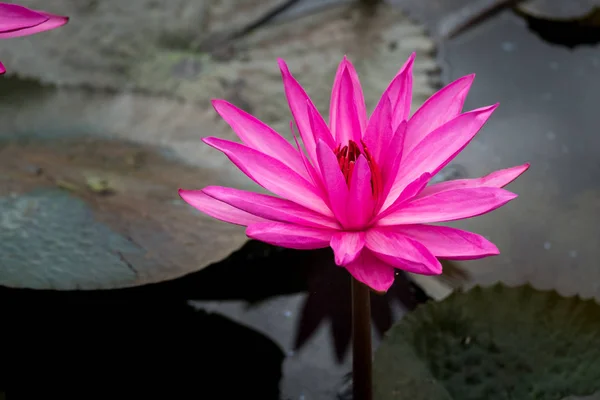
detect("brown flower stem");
top-left (352, 277), bottom-right (372, 400)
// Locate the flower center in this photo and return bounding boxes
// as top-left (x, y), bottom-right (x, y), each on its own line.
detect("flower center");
top-left (334, 140), bottom-right (382, 199)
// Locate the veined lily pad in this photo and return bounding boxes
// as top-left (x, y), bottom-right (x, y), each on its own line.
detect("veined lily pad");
top-left (0, 137), bottom-right (249, 290)
top-left (374, 284), bottom-right (600, 400)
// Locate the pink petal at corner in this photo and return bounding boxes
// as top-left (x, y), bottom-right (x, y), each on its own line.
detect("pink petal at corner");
top-left (378, 187), bottom-right (518, 226)
top-left (202, 136), bottom-right (331, 216)
top-left (0, 3), bottom-right (47, 32)
top-left (246, 222), bottom-right (335, 250)
top-left (211, 99), bottom-right (311, 181)
top-left (391, 224), bottom-right (500, 260)
top-left (365, 228), bottom-right (442, 275)
top-left (201, 186), bottom-right (339, 230)
top-left (0, 10), bottom-right (68, 39)
top-left (331, 231), bottom-right (365, 266)
top-left (418, 163), bottom-right (531, 197)
top-left (404, 74), bottom-right (475, 154)
top-left (344, 249), bottom-right (396, 293)
top-left (178, 189), bottom-right (268, 226)
top-left (383, 104), bottom-right (498, 209)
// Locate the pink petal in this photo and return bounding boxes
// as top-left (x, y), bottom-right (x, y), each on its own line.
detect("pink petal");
top-left (211, 99), bottom-right (311, 181)
top-left (363, 95), bottom-right (393, 165)
top-left (378, 187), bottom-right (517, 226)
top-left (178, 189), bottom-right (268, 226)
top-left (344, 249), bottom-right (396, 293)
top-left (0, 61), bottom-right (5, 74)
top-left (372, 53), bottom-right (415, 131)
top-left (202, 186), bottom-right (339, 229)
top-left (307, 102), bottom-right (337, 178)
top-left (379, 172), bottom-right (431, 217)
top-left (0, 10), bottom-right (68, 38)
top-left (0, 4), bottom-right (47, 31)
top-left (392, 224), bottom-right (499, 260)
top-left (404, 74), bottom-right (475, 154)
top-left (278, 59), bottom-right (334, 163)
top-left (290, 120), bottom-right (324, 189)
top-left (203, 137), bottom-right (331, 216)
top-left (386, 104), bottom-right (498, 205)
top-left (246, 222), bottom-right (334, 250)
top-left (365, 228), bottom-right (442, 275)
top-left (346, 155), bottom-right (374, 228)
top-left (316, 140), bottom-right (349, 225)
top-left (378, 121), bottom-right (407, 206)
top-left (330, 57), bottom-right (366, 143)
top-left (418, 163), bottom-right (530, 197)
top-left (330, 231), bottom-right (365, 265)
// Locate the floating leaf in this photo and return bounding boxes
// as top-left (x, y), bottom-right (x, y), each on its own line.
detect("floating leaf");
top-left (392, 0), bottom-right (513, 39)
top-left (0, 136), bottom-right (249, 290)
top-left (516, 0), bottom-right (600, 21)
top-left (514, 0), bottom-right (600, 47)
top-left (374, 284), bottom-right (600, 400)
top-left (0, 0), bottom-right (440, 129)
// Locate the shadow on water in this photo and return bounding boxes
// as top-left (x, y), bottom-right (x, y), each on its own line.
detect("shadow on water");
top-left (1, 240), bottom-right (431, 398)
top-left (1, 287), bottom-right (285, 399)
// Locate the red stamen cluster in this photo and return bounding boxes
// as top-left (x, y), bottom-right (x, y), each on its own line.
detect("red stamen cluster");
top-left (334, 140), bottom-right (382, 199)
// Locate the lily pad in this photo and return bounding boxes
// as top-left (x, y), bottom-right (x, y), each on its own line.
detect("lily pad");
top-left (373, 284), bottom-right (600, 400)
top-left (0, 136), bottom-right (248, 290)
top-left (0, 1), bottom-right (439, 125)
top-left (516, 0), bottom-right (600, 21)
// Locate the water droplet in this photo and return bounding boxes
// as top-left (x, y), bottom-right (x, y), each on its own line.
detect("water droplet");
top-left (546, 131), bottom-right (556, 141)
top-left (592, 58), bottom-right (600, 68)
top-left (561, 144), bottom-right (569, 154)
top-left (501, 41), bottom-right (515, 52)
top-left (284, 310), bottom-right (292, 317)
top-left (549, 61), bottom-right (559, 70)
top-left (569, 250), bottom-right (578, 258)
top-left (544, 242), bottom-right (552, 250)
top-left (299, 395), bottom-right (305, 400)
top-left (287, 350), bottom-right (295, 357)
top-left (541, 92), bottom-right (553, 101)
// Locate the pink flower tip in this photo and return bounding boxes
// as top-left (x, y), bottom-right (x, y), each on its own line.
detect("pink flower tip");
top-left (276, 58), bottom-right (290, 73)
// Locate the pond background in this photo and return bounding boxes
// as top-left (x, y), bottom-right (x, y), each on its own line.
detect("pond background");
top-left (1, 0), bottom-right (599, 399)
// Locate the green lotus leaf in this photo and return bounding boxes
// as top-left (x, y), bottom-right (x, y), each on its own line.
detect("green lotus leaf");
top-left (374, 284), bottom-right (600, 400)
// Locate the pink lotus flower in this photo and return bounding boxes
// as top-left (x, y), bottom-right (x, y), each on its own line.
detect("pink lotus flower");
top-left (179, 54), bottom-right (528, 292)
top-left (0, 3), bottom-right (68, 74)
